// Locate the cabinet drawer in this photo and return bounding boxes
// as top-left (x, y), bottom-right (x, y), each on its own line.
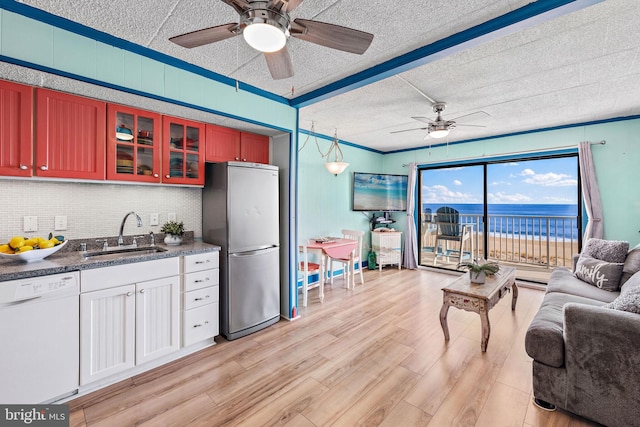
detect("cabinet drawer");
top-left (81, 258), bottom-right (180, 293)
top-left (183, 269), bottom-right (219, 292)
top-left (183, 286), bottom-right (219, 310)
top-left (183, 303), bottom-right (219, 347)
top-left (183, 252), bottom-right (219, 273)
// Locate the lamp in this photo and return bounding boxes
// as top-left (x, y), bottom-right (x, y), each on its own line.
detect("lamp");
top-left (241, 7), bottom-right (290, 53)
top-left (324, 129), bottom-right (349, 176)
top-left (243, 23), bottom-right (287, 52)
top-left (427, 124), bottom-right (450, 139)
top-left (299, 124), bottom-right (349, 176)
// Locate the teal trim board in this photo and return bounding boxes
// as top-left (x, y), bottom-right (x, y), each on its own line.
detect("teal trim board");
top-left (290, 0), bottom-right (605, 108)
top-left (385, 115), bottom-right (640, 155)
top-left (0, 55), bottom-right (293, 135)
top-left (298, 129), bottom-right (385, 155)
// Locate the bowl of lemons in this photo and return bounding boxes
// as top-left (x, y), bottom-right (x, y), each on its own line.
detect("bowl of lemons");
top-left (0, 235), bottom-right (67, 262)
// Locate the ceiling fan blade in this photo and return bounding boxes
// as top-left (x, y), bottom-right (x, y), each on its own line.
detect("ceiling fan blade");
top-left (291, 19), bottom-right (373, 54)
top-left (269, 0), bottom-right (304, 13)
top-left (391, 127), bottom-right (428, 134)
top-left (221, 0), bottom-right (251, 14)
top-left (264, 47), bottom-right (294, 80)
top-left (456, 123), bottom-right (487, 128)
top-left (170, 23), bottom-right (238, 48)
top-left (449, 111), bottom-right (490, 123)
top-left (411, 116), bottom-right (435, 125)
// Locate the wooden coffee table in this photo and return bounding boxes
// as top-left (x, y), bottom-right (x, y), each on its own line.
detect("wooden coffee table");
top-left (439, 267), bottom-right (517, 352)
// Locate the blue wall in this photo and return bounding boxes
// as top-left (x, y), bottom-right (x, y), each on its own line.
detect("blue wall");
top-left (296, 132), bottom-right (383, 250)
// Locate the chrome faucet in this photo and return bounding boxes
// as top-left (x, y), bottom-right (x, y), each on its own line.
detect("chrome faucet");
top-left (118, 211), bottom-right (143, 246)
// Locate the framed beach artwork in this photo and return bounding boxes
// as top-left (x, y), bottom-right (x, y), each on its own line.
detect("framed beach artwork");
top-left (352, 172), bottom-right (408, 212)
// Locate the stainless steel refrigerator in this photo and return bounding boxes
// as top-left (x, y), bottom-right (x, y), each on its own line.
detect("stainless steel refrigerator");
top-left (203, 162), bottom-right (280, 340)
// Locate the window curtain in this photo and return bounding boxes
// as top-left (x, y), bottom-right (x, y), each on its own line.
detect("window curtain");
top-left (403, 163), bottom-right (418, 269)
top-left (578, 141), bottom-right (604, 240)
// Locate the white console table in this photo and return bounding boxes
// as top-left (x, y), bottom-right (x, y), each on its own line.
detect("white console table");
top-left (372, 230), bottom-right (402, 270)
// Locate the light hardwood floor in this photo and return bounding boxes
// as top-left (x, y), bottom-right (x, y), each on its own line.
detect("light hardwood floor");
top-left (68, 268), bottom-right (601, 427)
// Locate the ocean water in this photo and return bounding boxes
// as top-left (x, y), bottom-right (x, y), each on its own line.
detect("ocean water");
top-left (421, 204), bottom-right (580, 240)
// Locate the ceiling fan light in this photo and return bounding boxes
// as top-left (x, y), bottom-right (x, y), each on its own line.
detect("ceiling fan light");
top-left (243, 22), bottom-right (287, 53)
top-left (324, 161), bottom-right (349, 176)
top-left (428, 129), bottom-right (449, 139)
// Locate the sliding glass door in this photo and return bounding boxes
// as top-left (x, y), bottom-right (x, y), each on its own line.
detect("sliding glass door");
top-left (419, 155), bottom-right (580, 283)
top-left (419, 165), bottom-right (485, 268)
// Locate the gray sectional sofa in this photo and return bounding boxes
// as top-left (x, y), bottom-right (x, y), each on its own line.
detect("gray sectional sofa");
top-left (525, 239), bottom-right (640, 427)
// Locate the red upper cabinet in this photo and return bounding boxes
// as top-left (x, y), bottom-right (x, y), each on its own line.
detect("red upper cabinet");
top-left (36, 88), bottom-right (106, 180)
top-left (204, 125), bottom-right (270, 164)
top-left (107, 104), bottom-right (162, 183)
top-left (205, 124), bottom-right (240, 162)
top-left (0, 80), bottom-right (33, 177)
top-left (162, 116), bottom-right (205, 186)
top-left (240, 132), bottom-right (269, 164)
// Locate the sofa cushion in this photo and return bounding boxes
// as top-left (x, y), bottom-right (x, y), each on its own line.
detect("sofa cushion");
top-left (603, 271), bottom-right (640, 314)
top-left (621, 244), bottom-right (640, 287)
top-left (581, 238), bottom-right (629, 263)
top-left (574, 255), bottom-right (624, 291)
top-left (545, 267), bottom-right (619, 303)
top-left (525, 292), bottom-right (605, 368)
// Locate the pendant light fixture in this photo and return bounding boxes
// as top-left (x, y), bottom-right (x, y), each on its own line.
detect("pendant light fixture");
top-left (299, 124), bottom-right (349, 176)
top-left (324, 129), bottom-right (349, 176)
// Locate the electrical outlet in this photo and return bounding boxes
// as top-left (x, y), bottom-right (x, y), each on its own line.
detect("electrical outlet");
top-left (54, 215), bottom-right (68, 231)
top-left (23, 216), bottom-right (38, 232)
top-left (168, 212), bottom-right (177, 221)
top-left (150, 213), bottom-right (159, 226)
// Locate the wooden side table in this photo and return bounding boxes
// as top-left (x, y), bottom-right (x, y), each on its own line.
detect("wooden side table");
top-left (439, 267), bottom-right (517, 352)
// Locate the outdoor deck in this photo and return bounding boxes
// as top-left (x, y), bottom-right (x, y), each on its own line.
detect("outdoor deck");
top-left (420, 213), bottom-right (580, 284)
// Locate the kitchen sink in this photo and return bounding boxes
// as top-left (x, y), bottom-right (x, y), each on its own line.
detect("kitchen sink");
top-left (83, 246), bottom-right (168, 258)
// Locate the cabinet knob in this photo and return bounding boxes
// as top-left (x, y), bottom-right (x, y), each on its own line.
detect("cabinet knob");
top-left (139, 289), bottom-right (145, 294)
top-left (19, 165), bottom-right (28, 170)
top-left (165, 175), bottom-right (170, 179)
top-left (40, 165), bottom-right (48, 171)
top-left (153, 173), bottom-right (159, 178)
top-left (126, 292), bottom-right (133, 297)
top-left (235, 157), bottom-right (239, 161)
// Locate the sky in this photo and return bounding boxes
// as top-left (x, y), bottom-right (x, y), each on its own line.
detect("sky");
top-left (421, 157), bottom-right (578, 205)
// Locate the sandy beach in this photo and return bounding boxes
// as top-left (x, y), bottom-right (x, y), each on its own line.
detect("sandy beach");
top-left (422, 231), bottom-right (578, 269)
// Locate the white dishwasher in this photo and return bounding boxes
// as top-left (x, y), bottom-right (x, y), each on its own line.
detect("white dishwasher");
top-left (0, 272), bottom-right (79, 404)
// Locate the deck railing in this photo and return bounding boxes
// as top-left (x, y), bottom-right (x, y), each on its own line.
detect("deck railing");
top-left (424, 213), bottom-right (579, 269)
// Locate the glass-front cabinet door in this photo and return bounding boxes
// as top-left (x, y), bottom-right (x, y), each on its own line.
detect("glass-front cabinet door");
top-left (162, 116), bottom-right (205, 186)
top-left (107, 104), bottom-right (162, 183)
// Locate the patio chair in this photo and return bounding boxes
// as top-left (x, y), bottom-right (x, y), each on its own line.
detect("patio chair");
top-left (433, 206), bottom-right (474, 265)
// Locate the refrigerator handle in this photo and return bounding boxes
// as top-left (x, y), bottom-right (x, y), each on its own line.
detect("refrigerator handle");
top-left (230, 246), bottom-right (279, 257)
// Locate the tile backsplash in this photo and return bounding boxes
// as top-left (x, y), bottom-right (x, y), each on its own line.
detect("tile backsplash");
top-left (0, 179), bottom-right (202, 242)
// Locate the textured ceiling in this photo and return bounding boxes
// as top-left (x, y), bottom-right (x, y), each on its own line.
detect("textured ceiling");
top-left (20, 0), bottom-right (640, 152)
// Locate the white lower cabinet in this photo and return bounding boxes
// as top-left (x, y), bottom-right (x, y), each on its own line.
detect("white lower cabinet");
top-left (80, 284), bottom-right (136, 385)
top-left (182, 252), bottom-right (219, 347)
top-left (135, 276), bottom-right (180, 365)
top-left (80, 258), bottom-right (180, 386)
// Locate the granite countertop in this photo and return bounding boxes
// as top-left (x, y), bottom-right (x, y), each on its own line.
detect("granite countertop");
top-left (0, 236), bottom-right (220, 282)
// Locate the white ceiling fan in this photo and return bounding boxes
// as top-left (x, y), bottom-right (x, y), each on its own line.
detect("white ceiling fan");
top-left (391, 76), bottom-right (490, 139)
